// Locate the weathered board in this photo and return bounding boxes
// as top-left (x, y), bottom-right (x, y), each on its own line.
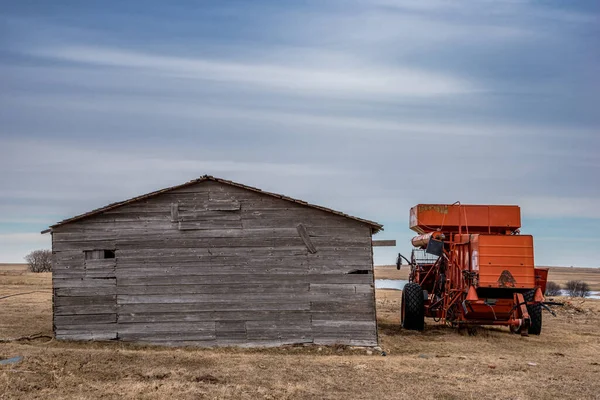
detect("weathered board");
top-left (51, 179), bottom-right (379, 346)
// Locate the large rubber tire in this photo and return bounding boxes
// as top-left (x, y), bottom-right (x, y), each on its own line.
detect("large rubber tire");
top-left (524, 290), bottom-right (542, 335)
top-left (401, 283), bottom-right (425, 331)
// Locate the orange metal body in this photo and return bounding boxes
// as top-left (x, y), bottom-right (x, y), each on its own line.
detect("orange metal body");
top-left (410, 204), bottom-right (521, 234)
top-left (407, 203), bottom-right (546, 334)
top-left (469, 234), bottom-right (535, 289)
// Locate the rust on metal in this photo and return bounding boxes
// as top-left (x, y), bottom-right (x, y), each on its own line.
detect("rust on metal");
top-left (417, 204), bottom-right (449, 214)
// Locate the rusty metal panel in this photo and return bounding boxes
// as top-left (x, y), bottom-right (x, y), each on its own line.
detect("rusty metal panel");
top-left (410, 204), bottom-right (521, 234)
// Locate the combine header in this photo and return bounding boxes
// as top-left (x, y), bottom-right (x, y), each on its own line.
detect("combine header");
top-left (397, 204), bottom-right (550, 335)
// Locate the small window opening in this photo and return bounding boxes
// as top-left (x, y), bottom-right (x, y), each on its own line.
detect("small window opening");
top-left (85, 250), bottom-right (116, 260)
top-left (347, 269), bottom-right (370, 274)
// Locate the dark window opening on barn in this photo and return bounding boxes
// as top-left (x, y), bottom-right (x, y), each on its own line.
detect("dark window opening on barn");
top-left (347, 269), bottom-right (371, 274)
top-left (85, 250), bottom-right (116, 260)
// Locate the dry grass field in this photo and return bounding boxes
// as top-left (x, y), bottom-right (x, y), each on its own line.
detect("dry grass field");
top-left (544, 266), bottom-right (600, 291)
top-left (1, 266), bottom-right (600, 399)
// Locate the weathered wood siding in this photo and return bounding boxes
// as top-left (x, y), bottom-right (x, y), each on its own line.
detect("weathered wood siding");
top-left (52, 180), bottom-right (377, 347)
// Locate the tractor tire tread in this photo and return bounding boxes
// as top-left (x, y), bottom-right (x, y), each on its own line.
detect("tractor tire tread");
top-left (402, 283), bottom-right (425, 331)
top-left (524, 290), bottom-right (542, 335)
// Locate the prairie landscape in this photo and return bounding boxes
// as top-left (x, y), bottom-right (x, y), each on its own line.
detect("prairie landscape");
top-left (1, 265), bottom-right (599, 399)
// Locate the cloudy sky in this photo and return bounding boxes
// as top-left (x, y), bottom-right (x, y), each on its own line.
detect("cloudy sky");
top-left (1, 1), bottom-right (599, 266)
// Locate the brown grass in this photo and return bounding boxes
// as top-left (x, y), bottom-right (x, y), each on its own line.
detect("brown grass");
top-left (0, 263), bottom-right (29, 274)
top-left (374, 265), bottom-right (409, 280)
top-left (1, 272), bottom-right (600, 399)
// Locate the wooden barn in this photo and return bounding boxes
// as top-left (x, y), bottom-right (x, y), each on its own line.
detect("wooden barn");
top-left (44, 176), bottom-right (384, 347)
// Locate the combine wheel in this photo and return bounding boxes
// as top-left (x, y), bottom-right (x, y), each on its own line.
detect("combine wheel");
top-left (524, 290), bottom-right (542, 335)
top-left (401, 283), bottom-right (425, 331)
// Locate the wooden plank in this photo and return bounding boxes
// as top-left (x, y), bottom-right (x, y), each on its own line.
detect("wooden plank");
top-left (311, 300), bottom-right (374, 313)
top-left (241, 208), bottom-right (354, 223)
top-left (55, 220), bottom-right (176, 231)
top-left (54, 304), bottom-right (117, 315)
top-left (180, 211), bottom-right (241, 222)
top-left (117, 292), bottom-right (334, 305)
top-left (297, 223), bottom-right (317, 254)
top-left (53, 278), bottom-right (116, 288)
top-left (117, 322), bottom-right (215, 334)
top-left (115, 265), bottom-right (308, 278)
top-left (311, 312), bottom-right (375, 322)
top-left (119, 332), bottom-right (216, 341)
top-left (216, 321), bottom-right (246, 339)
top-left (309, 284), bottom-right (373, 294)
top-left (246, 331), bottom-right (312, 341)
top-left (56, 332), bottom-right (117, 341)
top-left (308, 265), bottom-right (373, 274)
top-left (119, 301), bottom-right (311, 314)
top-left (313, 338), bottom-right (377, 346)
top-left (246, 317), bottom-right (311, 330)
top-left (307, 253), bottom-right (372, 267)
top-left (54, 295), bottom-right (116, 307)
top-left (54, 314), bottom-right (117, 325)
top-left (372, 240), bottom-right (396, 247)
top-left (179, 220), bottom-right (242, 230)
top-left (205, 200), bottom-right (240, 211)
top-left (55, 286), bottom-right (117, 296)
top-left (55, 323), bottom-right (118, 332)
top-left (242, 218), bottom-right (359, 230)
top-left (52, 265), bottom-right (84, 276)
top-left (80, 270), bottom-right (116, 279)
top-left (117, 273), bottom-right (372, 286)
top-left (115, 236), bottom-right (305, 249)
top-left (116, 256), bottom-right (309, 268)
top-left (118, 311), bottom-right (312, 324)
top-left (170, 203), bottom-right (179, 222)
top-left (116, 283), bottom-right (309, 295)
top-left (312, 320), bottom-right (376, 331)
top-left (245, 317), bottom-right (312, 340)
top-left (84, 259), bottom-right (116, 269)
top-left (54, 240), bottom-right (116, 252)
top-left (116, 247), bottom-right (309, 259)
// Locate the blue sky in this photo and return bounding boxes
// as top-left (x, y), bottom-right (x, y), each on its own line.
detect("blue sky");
top-left (1, 1), bottom-right (599, 266)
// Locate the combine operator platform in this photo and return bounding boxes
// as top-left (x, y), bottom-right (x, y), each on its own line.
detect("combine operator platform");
top-left (397, 204), bottom-right (551, 335)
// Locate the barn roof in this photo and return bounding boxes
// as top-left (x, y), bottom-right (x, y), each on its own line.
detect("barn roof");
top-left (44, 175), bottom-right (383, 233)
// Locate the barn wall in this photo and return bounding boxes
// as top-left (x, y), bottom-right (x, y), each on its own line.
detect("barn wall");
top-left (52, 180), bottom-right (377, 346)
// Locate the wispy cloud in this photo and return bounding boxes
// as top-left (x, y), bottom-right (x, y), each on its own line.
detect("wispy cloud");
top-left (32, 45), bottom-right (477, 98)
top-left (520, 196), bottom-right (600, 219)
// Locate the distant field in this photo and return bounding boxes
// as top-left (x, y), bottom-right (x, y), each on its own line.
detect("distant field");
top-left (374, 265), bottom-right (600, 290)
top-left (545, 266), bottom-right (600, 291)
top-left (0, 263), bottom-right (28, 274)
top-left (374, 265), bottom-right (409, 280)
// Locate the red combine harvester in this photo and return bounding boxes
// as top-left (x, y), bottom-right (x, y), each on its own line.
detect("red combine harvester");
top-left (397, 204), bottom-right (552, 335)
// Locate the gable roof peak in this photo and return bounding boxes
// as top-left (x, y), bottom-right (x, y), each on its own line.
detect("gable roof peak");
top-left (45, 175), bottom-right (383, 233)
